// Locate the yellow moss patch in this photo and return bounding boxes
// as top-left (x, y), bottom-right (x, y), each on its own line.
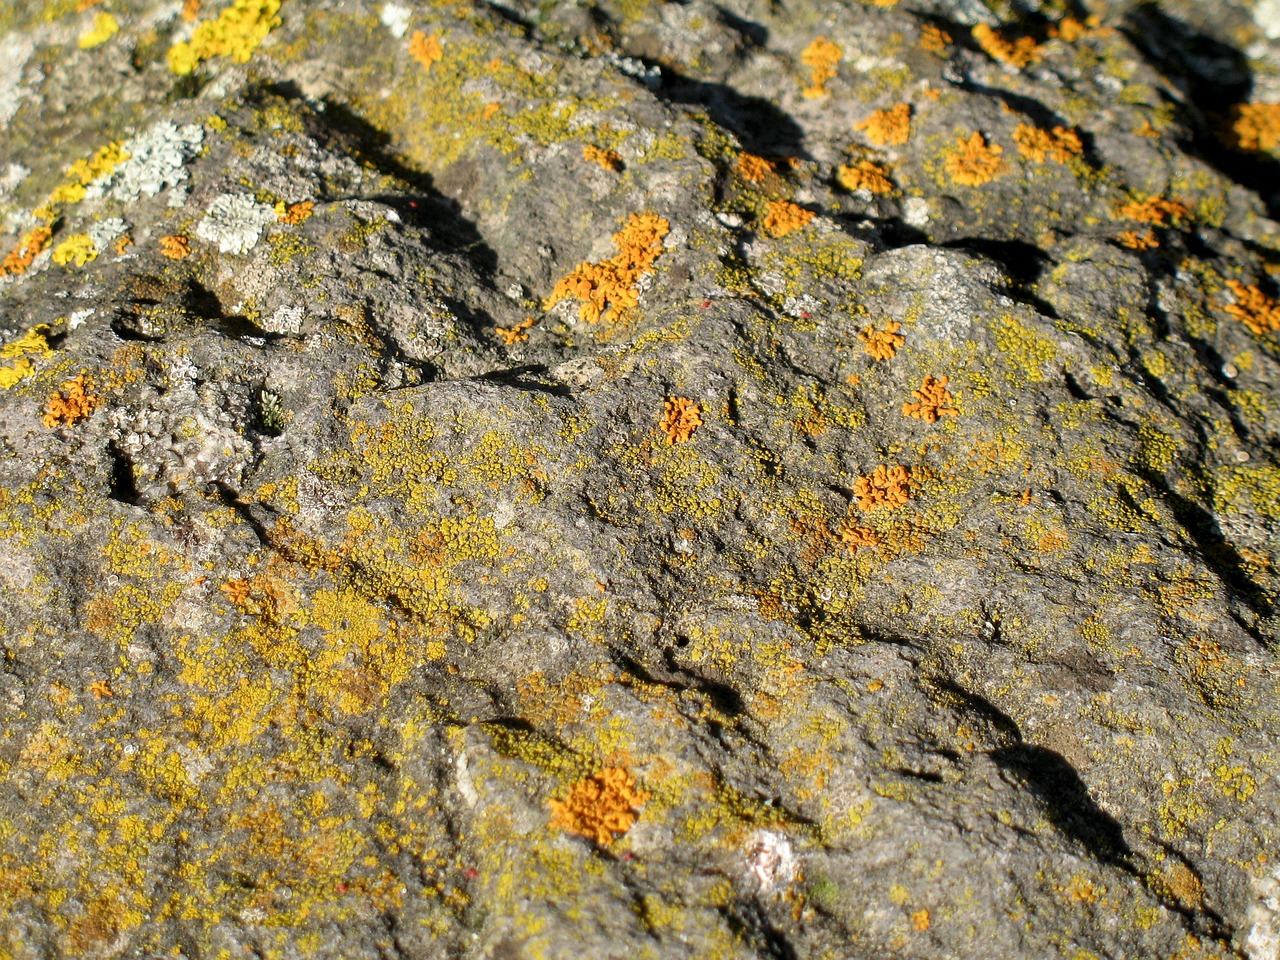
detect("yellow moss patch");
top-left (51, 233), bottom-right (97, 267)
top-left (543, 212), bottom-right (669, 324)
top-left (762, 200), bottom-right (814, 238)
top-left (43, 374), bottom-right (102, 428)
top-left (659, 397), bottom-right (702, 444)
top-left (77, 11), bottom-right (118, 48)
top-left (837, 159), bottom-right (893, 193)
top-left (858, 321), bottom-right (904, 360)
top-left (800, 36), bottom-right (842, 99)
top-left (855, 103), bottom-right (911, 146)
top-left (903, 375), bottom-right (958, 423)
top-left (168, 0), bottom-right (283, 74)
top-left (1224, 281), bottom-right (1280, 336)
top-left (548, 767), bottom-right (650, 845)
top-left (972, 23), bottom-right (1042, 69)
top-left (1012, 123), bottom-right (1082, 163)
top-left (944, 132), bottom-right (1004, 186)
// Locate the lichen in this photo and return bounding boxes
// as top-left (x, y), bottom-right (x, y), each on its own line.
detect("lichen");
top-left (855, 103), bottom-right (911, 147)
top-left (51, 233), bottom-right (98, 267)
top-left (972, 23), bottom-right (1042, 69)
top-left (543, 212), bottom-right (670, 324)
top-left (800, 36), bottom-right (842, 99)
top-left (77, 11), bottom-right (119, 49)
top-left (761, 200), bottom-right (814, 238)
top-left (0, 325), bottom-right (52, 389)
top-left (659, 397), bottom-right (702, 444)
top-left (837, 159), bottom-right (894, 194)
top-left (903, 375), bottom-right (958, 423)
top-left (548, 767), bottom-right (650, 845)
top-left (1012, 124), bottom-right (1083, 164)
top-left (944, 132), bottom-right (1004, 187)
top-left (168, 0), bottom-right (283, 74)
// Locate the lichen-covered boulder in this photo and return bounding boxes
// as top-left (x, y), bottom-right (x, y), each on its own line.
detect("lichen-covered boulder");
top-left (2, 1), bottom-right (1280, 957)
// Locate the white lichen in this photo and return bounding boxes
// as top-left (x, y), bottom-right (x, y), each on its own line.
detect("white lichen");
top-left (380, 2), bottom-right (412, 37)
top-left (86, 218), bottom-right (128, 251)
top-left (93, 121), bottom-right (205, 202)
top-left (195, 193), bottom-right (278, 255)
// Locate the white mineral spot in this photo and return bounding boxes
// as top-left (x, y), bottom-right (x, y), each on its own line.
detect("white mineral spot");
top-left (1257, 0), bottom-right (1280, 40)
top-left (747, 831), bottom-right (797, 892)
top-left (904, 196), bottom-right (930, 227)
top-left (380, 2), bottom-right (412, 38)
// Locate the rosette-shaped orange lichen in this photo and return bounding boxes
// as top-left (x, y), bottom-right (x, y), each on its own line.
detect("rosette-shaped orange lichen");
top-left (855, 103), bottom-right (911, 146)
top-left (800, 37), bottom-right (842, 99)
top-left (549, 767), bottom-right (650, 846)
top-left (43, 375), bottom-right (102, 428)
top-left (858, 321), bottom-right (904, 361)
top-left (972, 23), bottom-right (1042, 68)
top-left (762, 200), bottom-right (814, 238)
top-left (854, 465), bottom-right (912, 512)
top-left (660, 397), bottom-right (703, 444)
top-left (1225, 103), bottom-right (1280, 153)
top-left (945, 132), bottom-right (1004, 186)
top-left (837, 159), bottom-right (894, 193)
top-left (903, 375), bottom-right (959, 423)
top-left (1012, 124), bottom-right (1082, 163)
top-left (544, 212), bottom-right (669, 324)
top-left (737, 154), bottom-right (772, 183)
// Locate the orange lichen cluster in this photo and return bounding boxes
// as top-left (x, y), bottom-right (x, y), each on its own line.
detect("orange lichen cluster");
top-left (495, 317), bottom-right (535, 345)
top-left (855, 464), bottom-right (912, 511)
top-left (945, 132), bottom-right (1004, 186)
top-left (762, 200), bottom-right (814, 238)
top-left (837, 159), bottom-right (893, 194)
top-left (1225, 103), bottom-right (1280, 153)
top-left (1224, 281), bottom-right (1280, 336)
top-left (182, 0), bottom-right (202, 22)
top-left (859, 321), bottom-right (904, 360)
top-left (543, 212), bottom-right (669, 324)
top-left (0, 227), bottom-right (52, 277)
top-left (800, 36), bottom-right (843, 99)
top-left (280, 200), bottom-right (314, 224)
top-left (159, 235), bottom-right (191, 260)
top-left (1116, 194), bottom-right (1188, 227)
top-left (903, 375), bottom-right (958, 423)
top-left (548, 767), bottom-right (650, 846)
top-left (583, 145), bottom-right (623, 171)
top-left (43, 375), bottom-right (102, 429)
top-left (1049, 15), bottom-right (1109, 42)
top-left (737, 153), bottom-right (772, 183)
top-left (409, 30), bottom-right (443, 71)
top-left (919, 25), bottom-right (951, 53)
top-left (660, 397), bottom-right (703, 444)
top-left (972, 23), bottom-right (1042, 69)
top-left (1117, 229), bottom-right (1159, 251)
top-left (856, 103), bottom-right (911, 146)
top-left (838, 519), bottom-right (880, 554)
top-left (1012, 124), bottom-right (1082, 163)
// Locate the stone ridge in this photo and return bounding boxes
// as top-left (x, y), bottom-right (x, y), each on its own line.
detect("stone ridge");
top-left (0, 1), bottom-right (1279, 958)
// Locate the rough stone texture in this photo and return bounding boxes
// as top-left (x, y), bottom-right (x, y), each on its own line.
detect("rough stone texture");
top-left (1, 0), bottom-right (1280, 957)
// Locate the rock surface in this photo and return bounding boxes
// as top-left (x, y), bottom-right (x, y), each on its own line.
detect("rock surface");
top-left (2, 0), bottom-right (1280, 957)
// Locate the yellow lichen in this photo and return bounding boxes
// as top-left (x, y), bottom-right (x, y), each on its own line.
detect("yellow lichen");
top-left (972, 23), bottom-right (1042, 69)
top-left (944, 132), bottom-right (1004, 186)
top-left (0, 227), bottom-right (52, 277)
top-left (855, 103), bottom-right (911, 146)
top-left (903, 375), bottom-right (958, 423)
top-left (761, 200), bottom-right (815, 238)
top-left (51, 234), bottom-right (98, 267)
top-left (43, 374), bottom-right (102, 428)
top-left (858, 321), bottom-right (904, 361)
top-left (158, 235), bottom-right (191, 260)
top-left (583, 144), bottom-right (623, 171)
top-left (77, 11), bottom-right (118, 49)
top-left (800, 36), bottom-right (842, 99)
top-left (659, 397), bottom-right (702, 444)
top-left (543, 212), bottom-right (669, 324)
top-left (1012, 124), bottom-right (1082, 163)
top-left (167, 0), bottom-right (283, 75)
top-left (836, 159), bottom-right (893, 193)
top-left (1224, 281), bottom-right (1280, 336)
top-left (408, 30), bottom-right (443, 71)
top-left (548, 767), bottom-right (650, 846)
top-left (1226, 102), bottom-right (1280, 154)
top-left (854, 464), bottom-right (912, 511)
top-left (0, 325), bottom-right (53, 390)
top-left (736, 153), bottom-right (772, 183)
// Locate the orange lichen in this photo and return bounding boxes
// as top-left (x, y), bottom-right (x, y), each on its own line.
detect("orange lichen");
top-left (1225, 103), bottom-right (1280, 153)
top-left (1012, 124), bottom-right (1082, 163)
top-left (972, 23), bottom-right (1042, 69)
top-left (159, 235), bottom-right (191, 260)
top-left (858, 321), bottom-right (904, 361)
top-left (43, 374), bottom-right (102, 429)
top-left (660, 397), bottom-right (703, 444)
top-left (1050, 15), bottom-right (1109, 41)
top-left (903, 375), bottom-right (958, 423)
top-left (495, 317), bottom-right (536, 345)
top-left (280, 200), bottom-right (314, 224)
top-left (920, 25), bottom-right (951, 53)
top-left (838, 520), bottom-right (880, 554)
top-left (837, 159), bottom-right (894, 193)
top-left (855, 464), bottom-right (912, 511)
top-left (762, 200), bottom-right (815, 238)
top-left (800, 36), bottom-right (843, 99)
top-left (737, 153), bottom-right (773, 183)
top-left (0, 227), bottom-right (52, 277)
top-left (182, 0), bottom-right (202, 22)
top-left (856, 103), bottom-right (911, 146)
top-left (945, 132), bottom-right (1004, 186)
top-left (1224, 281), bottom-right (1280, 336)
top-left (583, 145), bottom-right (623, 171)
top-left (1117, 230), bottom-right (1158, 250)
top-left (912, 909), bottom-right (931, 931)
top-left (543, 212), bottom-right (669, 324)
top-left (409, 30), bottom-right (443, 71)
top-left (548, 767), bottom-right (650, 846)
top-left (1116, 194), bottom-right (1188, 227)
